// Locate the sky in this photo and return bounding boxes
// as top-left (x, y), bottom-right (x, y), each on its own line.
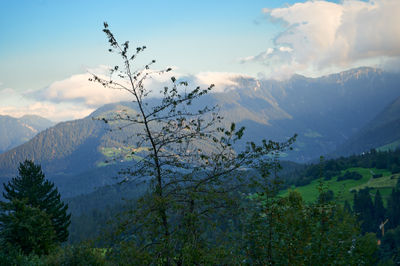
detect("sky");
top-left (0, 0), bottom-right (399, 121)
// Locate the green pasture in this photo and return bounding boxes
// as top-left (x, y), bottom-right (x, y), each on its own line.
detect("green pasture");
top-left (97, 146), bottom-right (147, 166)
top-left (280, 167), bottom-right (399, 204)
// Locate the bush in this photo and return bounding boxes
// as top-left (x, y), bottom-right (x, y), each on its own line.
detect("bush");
top-left (391, 165), bottom-right (400, 174)
top-left (337, 171), bottom-right (363, 181)
top-left (0, 244), bottom-right (44, 266)
top-left (373, 173), bottom-right (383, 179)
top-left (43, 243), bottom-right (107, 266)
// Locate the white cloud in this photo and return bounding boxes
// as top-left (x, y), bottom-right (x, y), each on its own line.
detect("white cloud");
top-left (244, 0), bottom-right (400, 78)
top-left (193, 72), bottom-right (253, 92)
top-left (0, 87), bottom-right (94, 121)
top-left (36, 65), bottom-right (131, 107)
top-left (1, 65), bottom-right (255, 122)
top-left (34, 65), bottom-right (186, 107)
top-left (33, 67), bottom-right (254, 109)
top-left (0, 102), bottom-right (94, 122)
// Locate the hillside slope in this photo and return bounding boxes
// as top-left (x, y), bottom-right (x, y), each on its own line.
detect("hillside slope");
top-left (0, 115), bottom-right (54, 153)
top-left (334, 95), bottom-right (400, 156)
top-left (0, 67), bottom-right (399, 198)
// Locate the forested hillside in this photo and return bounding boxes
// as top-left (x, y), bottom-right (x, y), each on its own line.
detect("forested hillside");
top-left (0, 115), bottom-right (53, 153)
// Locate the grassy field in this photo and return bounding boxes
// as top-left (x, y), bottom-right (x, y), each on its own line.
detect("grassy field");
top-left (97, 146), bottom-right (147, 166)
top-left (280, 167), bottom-right (399, 204)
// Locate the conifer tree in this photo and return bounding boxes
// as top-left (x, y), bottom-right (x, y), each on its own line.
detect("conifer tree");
top-left (0, 199), bottom-right (55, 255)
top-left (387, 180), bottom-right (400, 229)
top-left (0, 160), bottom-right (70, 247)
top-left (374, 190), bottom-right (386, 235)
top-left (353, 188), bottom-right (375, 233)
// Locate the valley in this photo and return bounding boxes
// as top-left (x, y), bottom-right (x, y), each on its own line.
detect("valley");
top-left (1, 67), bottom-right (400, 199)
top-left (2, 1), bottom-right (399, 263)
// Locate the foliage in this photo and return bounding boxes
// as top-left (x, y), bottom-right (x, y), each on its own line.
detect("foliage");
top-left (318, 189), bottom-right (334, 202)
top-left (374, 190), bottom-right (386, 234)
top-left (289, 149), bottom-right (400, 187)
top-left (380, 225), bottom-right (400, 265)
top-left (0, 160), bottom-right (70, 255)
top-left (281, 166), bottom-right (397, 205)
top-left (0, 245), bottom-right (44, 266)
top-left (353, 187), bottom-right (376, 233)
top-left (0, 199), bottom-right (55, 256)
top-left (241, 187), bottom-right (378, 265)
top-left (337, 171), bottom-right (363, 181)
top-left (43, 243), bottom-right (107, 266)
top-left (387, 180), bottom-right (400, 229)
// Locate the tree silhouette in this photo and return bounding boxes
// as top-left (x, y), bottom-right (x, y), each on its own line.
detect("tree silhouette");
top-left (91, 22), bottom-right (295, 264)
top-left (0, 160), bottom-right (70, 254)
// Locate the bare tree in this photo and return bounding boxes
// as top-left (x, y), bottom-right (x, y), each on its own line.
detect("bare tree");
top-left (90, 22), bottom-right (295, 265)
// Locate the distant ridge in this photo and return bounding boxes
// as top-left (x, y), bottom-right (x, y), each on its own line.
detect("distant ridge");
top-left (334, 95), bottom-right (400, 156)
top-left (0, 114), bottom-right (54, 154)
top-left (0, 67), bottom-right (400, 198)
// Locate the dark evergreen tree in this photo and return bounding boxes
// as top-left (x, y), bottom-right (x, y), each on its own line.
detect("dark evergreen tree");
top-left (0, 199), bottom-right (55, 255)
top-left (344, 200), bottom-right (352, 213)
top-left (374, 190), bottom-right (386, 237)
top-left (353, 188), bottom-right (375, 233)
top-left (387, 180), bottom-right (400, 229)
top-left (1, 160), bottom-right (70, 245)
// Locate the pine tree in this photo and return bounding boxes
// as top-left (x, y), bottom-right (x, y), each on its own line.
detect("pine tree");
top-left (0, 199), bottom-right (55, 255)
top-left (1, 160), bottom-right (71, 246)
top-left (387, 180), bottom-right (400, 229)
top-left (344, 200), bottom-right (352, 213)
top-left (374, 189), bottom-right (386, 236)
top-left (353, 188), bottom-right (375, 233)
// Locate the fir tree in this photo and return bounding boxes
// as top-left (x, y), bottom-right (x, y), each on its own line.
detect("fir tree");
top-left (353, 188), bottom-right (375, 233)
top-left (0, 199), bottom-right (55, 255)
top-left (387, 180), bottom-right (400, 229)
top-left (374, 189), bottom-right (386, 236)
top-left (1, 160), bottom-right (70, 247)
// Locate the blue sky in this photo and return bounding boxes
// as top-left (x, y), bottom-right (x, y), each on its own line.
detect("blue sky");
top-left (0, 0), bottom-right (282, 91)
top-left (0, 0), bottom-right (399, 121)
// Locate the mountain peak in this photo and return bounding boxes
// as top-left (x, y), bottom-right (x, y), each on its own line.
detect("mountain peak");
top-left (321, 67), bottom-right (383, 84)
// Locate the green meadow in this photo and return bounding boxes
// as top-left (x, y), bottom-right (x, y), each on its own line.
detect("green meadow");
top-left (280, 167), bottom-right (399, 204)
top-left (98, 146), bottom-right (147, 166)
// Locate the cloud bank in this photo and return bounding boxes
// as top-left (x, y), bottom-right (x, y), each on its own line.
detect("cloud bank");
top-left (0, 87), bottom-right (95, 121)
top-left (0, 68), bottom-right (252, 121)
top-left (242, 0), bottom-right (400, 78)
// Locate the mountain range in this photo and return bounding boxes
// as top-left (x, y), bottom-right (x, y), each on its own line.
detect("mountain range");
top-left (0, 115), bottom-right (54, 154)
top-left (0, 67), bottom-right (399, 198)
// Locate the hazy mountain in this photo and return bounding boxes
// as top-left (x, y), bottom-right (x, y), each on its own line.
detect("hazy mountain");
top-left (334, 95), bottom-right (400, 156)
top-left (0, 67), bottom-right (399, 197)
top-left (0, 117), bottom-right (106, 175)
top-left (0, 105), bottom-right (148, 197)
top-left (0, 115), bottom-right (54, 154)
top-left (212, 67), bottom-right (400, 161)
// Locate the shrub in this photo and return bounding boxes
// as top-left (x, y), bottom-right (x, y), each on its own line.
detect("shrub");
top-left (337, 171), bottom-right (363, 181)
top-left (44, 244), bottom-right (107, 266)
